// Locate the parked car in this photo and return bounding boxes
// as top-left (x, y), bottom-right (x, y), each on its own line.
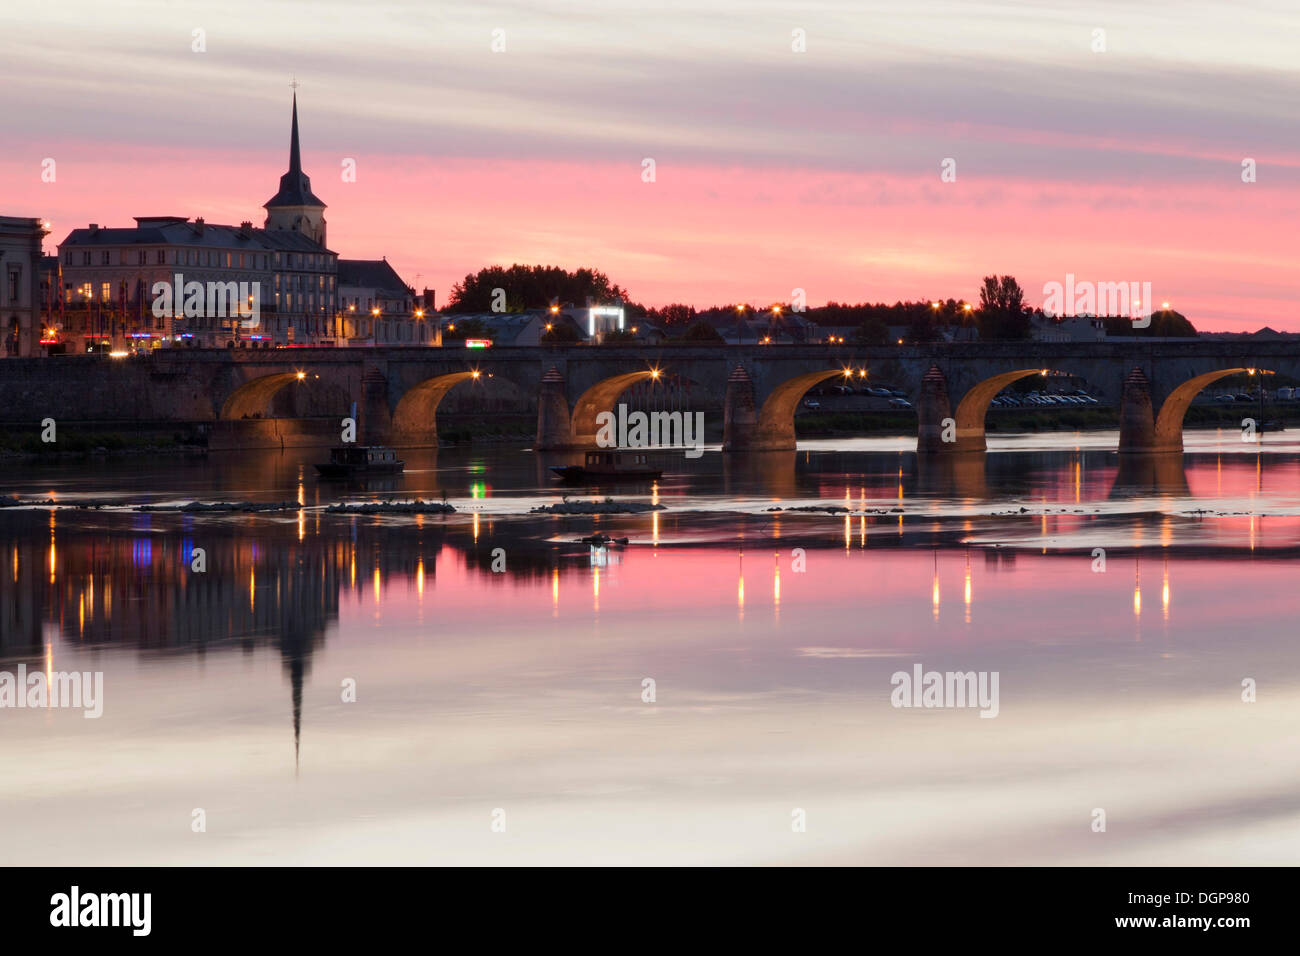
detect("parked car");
top-left (888, 397), bottom-right (913, 409)
top-left (1277, 387), bottom-right (1294, 400)
top-left (802, 398), bottom-right (821, 410)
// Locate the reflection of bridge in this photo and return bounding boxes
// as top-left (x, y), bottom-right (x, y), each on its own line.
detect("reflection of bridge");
top-left (4, 342), bottom-right (1297, 454)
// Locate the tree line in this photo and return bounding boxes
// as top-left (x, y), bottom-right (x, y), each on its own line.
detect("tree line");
top-left (444, 265), bottom-right (1196, 341)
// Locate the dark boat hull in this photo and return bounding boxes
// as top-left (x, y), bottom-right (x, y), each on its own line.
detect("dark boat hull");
top-left (315, 461), bottom-right (405, 478)
top-left (550, 465), bottom-right (662, 483)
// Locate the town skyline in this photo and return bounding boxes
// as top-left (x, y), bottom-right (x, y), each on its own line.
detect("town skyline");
top-left (3, 0), bottom-right (1298, 331)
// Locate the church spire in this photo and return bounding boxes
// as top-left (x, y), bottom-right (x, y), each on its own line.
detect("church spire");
top-left (264, 90), bottom-right (326, 212)
top-left (288, 91), bottom-right (302, 176)
top-left (264, 88), bottom-right (328, 246)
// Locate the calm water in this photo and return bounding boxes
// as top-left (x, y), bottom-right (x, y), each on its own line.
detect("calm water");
top-left (2, 428), bottom-right (1299, 865)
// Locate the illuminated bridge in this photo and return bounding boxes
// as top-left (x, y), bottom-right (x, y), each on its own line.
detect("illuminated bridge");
top-left (1, 341), bottom-right (1296, 455)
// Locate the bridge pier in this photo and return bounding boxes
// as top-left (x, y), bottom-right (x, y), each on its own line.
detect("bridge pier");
top-left (722, 364), bottom-right (758, 451)
top-left (361, 366), bottom-right (392, 445)
top-left (917, 365), bottom-right (957, 454)
top-left (1117, 366), bottom-right (1160, 454)
top-left (535, 366), bottom-right (573, 450)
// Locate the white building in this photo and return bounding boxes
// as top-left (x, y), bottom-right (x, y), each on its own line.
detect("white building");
top-left (0, 216), bottom-right (48, 356)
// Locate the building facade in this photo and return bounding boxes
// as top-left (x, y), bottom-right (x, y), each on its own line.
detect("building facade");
top-left (54, 95), bottom-right (344, 350)
top-left (0, 216), bottom-right (49, 356)
top-left (337, 258), bottom-right (438, 346)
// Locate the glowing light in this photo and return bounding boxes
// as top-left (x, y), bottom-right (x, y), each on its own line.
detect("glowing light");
top-left (1161, 559), bottom-right (1170, 620)
top-left (373, 566), bottom-right (381, 602)
top-left (471, 370), bottom-right (481, 379)
top-left (296, 371), bottom-right (306, 380)
top-left (416, 557), bottom-right (425, 598)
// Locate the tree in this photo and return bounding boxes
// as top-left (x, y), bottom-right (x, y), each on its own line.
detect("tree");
top-left (1103, 309), bottom-right (1197, 337)
top-left (651, 303), bottom-right (697, 327)
top-left (854, 317), bottom-right (889, 345)
top-left (599, 329), bottom-right (638, 346)
top-left (445, 264), bottom-right (628, 313)
top-left (541, 322), bottom-right (581, 344)
top-left (977, 275), bottom-right (1030, 340)
top-left (443, 317), bottom-right (486, 341)
top-left (680, 320), bottom-right (725, 344)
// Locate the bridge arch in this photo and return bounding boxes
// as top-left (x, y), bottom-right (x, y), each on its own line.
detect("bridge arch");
top-left (952, 368), bottom-right (1050, 451)
top-left (568, 370), bottom-right (659, 446)
top-left (1153, 367), bottom-right (1250, 452)
top-left (753, 369), bottom-right (852, 449)
top-left (391, 371), bottom-right (479, 446)
top-left (220, 371), bottom-right (307, 419)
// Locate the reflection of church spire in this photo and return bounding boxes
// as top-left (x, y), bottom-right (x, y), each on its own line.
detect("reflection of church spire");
top-left (288, 652), bottom-right (303, 773)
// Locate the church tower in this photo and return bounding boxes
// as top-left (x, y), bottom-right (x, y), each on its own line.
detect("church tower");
top-left (263, 92), bottom-right (327, 246)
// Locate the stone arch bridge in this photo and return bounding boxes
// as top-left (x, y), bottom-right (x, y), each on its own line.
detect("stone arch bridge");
top-left (3, 342), bottom-right (1296, 455)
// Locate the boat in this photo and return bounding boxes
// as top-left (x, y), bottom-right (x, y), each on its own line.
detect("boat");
top-left (550, 450), bottom-right (663, 483)
top-left (314, 446), bottom-right (405, 478)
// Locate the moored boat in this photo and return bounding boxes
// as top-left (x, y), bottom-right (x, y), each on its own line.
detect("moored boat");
top-left (315, 446), bottom-right (405, 478)
top-left (550, 450), bottom-right (663, 483)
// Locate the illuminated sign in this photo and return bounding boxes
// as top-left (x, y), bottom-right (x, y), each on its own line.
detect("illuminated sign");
top-left (587, 306), bottom-right (625, 338)
top-left (464, 338), bottom-right (492, 348)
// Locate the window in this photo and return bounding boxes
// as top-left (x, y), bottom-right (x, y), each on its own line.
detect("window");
top-left (120, 250), bottom-right (129, 265)
top-left (7, 269), bottom-right (18, 303)
top-left (138, 250), bottom-right (147, 265)
top-left (64, 250), bottom-right (72, 264)
top-left (225, 252), bottom-right (232, 268)
top-left (82, 251), bottom-right (91, 265)
top-left (101, 251), bottom-right (110, 265)
top-left (157, 250), bottom-right (166, 264)
top-left (100, 282), bottom-right (111, 302)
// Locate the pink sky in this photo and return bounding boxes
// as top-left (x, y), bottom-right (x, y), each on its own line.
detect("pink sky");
top-left (2, 1), bottom-right (1298, 330)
